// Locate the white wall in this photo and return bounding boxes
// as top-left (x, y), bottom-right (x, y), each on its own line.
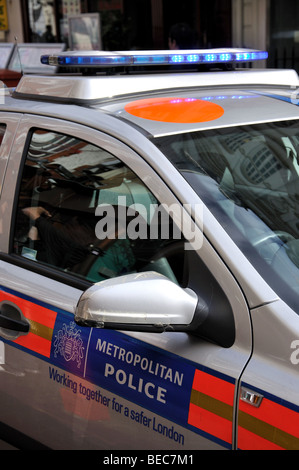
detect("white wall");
top-left (4, 0), bottom-right (24, 43)
top-left (232, 0), bottom-right (268, 67)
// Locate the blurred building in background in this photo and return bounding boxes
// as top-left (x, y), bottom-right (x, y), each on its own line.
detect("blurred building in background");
top-left (0, 0), bottom-right (299, 72)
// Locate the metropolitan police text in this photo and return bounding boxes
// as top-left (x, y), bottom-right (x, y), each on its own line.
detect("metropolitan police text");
top-left (96, 339), bottom-right (184, 404)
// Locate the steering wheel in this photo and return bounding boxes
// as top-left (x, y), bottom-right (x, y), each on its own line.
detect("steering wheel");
top-left (143, 241), bottom-right (186, 284)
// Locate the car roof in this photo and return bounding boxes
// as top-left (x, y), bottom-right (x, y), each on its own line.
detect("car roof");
top-left (100, 85), bottom-right (299, 137)
top-left (2, 48), bottom-right (299, 137)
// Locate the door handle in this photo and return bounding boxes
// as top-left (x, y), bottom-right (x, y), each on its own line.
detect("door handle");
top-left (0, 313), bottom-right (30, 332)
top-left (0, 301), bottom-right (30, 333)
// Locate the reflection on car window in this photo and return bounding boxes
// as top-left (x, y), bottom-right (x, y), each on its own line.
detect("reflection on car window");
top-left (154, 121), bottom-right (299, 313)
top-left (14, 129), bottom-right (185, 285)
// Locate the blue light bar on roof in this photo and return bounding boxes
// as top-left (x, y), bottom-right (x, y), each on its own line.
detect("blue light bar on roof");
top-left (40, 49), bottom-right (268, 68)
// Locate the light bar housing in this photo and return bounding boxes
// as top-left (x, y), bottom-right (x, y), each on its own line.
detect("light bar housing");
top-left (40, 48), bottom-right (268, 68)
top-left (14, 70), bottom-right (299, 105)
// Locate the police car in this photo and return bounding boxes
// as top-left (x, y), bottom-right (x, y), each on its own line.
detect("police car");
top-left (0, 48), bottom-right (299, 451)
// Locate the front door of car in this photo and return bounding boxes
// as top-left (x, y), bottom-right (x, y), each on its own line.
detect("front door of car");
top-left (0, 114), bottom-right (252, 450)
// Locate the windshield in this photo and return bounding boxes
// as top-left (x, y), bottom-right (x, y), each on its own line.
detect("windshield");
top-left (154, 120), bottom-right (299, 313)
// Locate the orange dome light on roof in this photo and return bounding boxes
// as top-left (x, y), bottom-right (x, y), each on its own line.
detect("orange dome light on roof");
top-left (125, 97), bottom-right (224, 124)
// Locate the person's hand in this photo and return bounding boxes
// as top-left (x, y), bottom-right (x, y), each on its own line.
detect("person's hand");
top-left (22, 206), bottom-right (51, 221)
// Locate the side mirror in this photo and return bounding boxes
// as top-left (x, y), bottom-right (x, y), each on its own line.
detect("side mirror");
top-left (75, 272), bottom-right (200, 333)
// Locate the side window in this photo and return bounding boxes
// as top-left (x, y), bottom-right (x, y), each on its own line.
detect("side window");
top-left (13, 129), bottom-right (185, 285)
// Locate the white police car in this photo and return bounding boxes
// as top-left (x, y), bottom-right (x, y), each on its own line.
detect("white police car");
top-left (0, 48), bottom-right (299, 451)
